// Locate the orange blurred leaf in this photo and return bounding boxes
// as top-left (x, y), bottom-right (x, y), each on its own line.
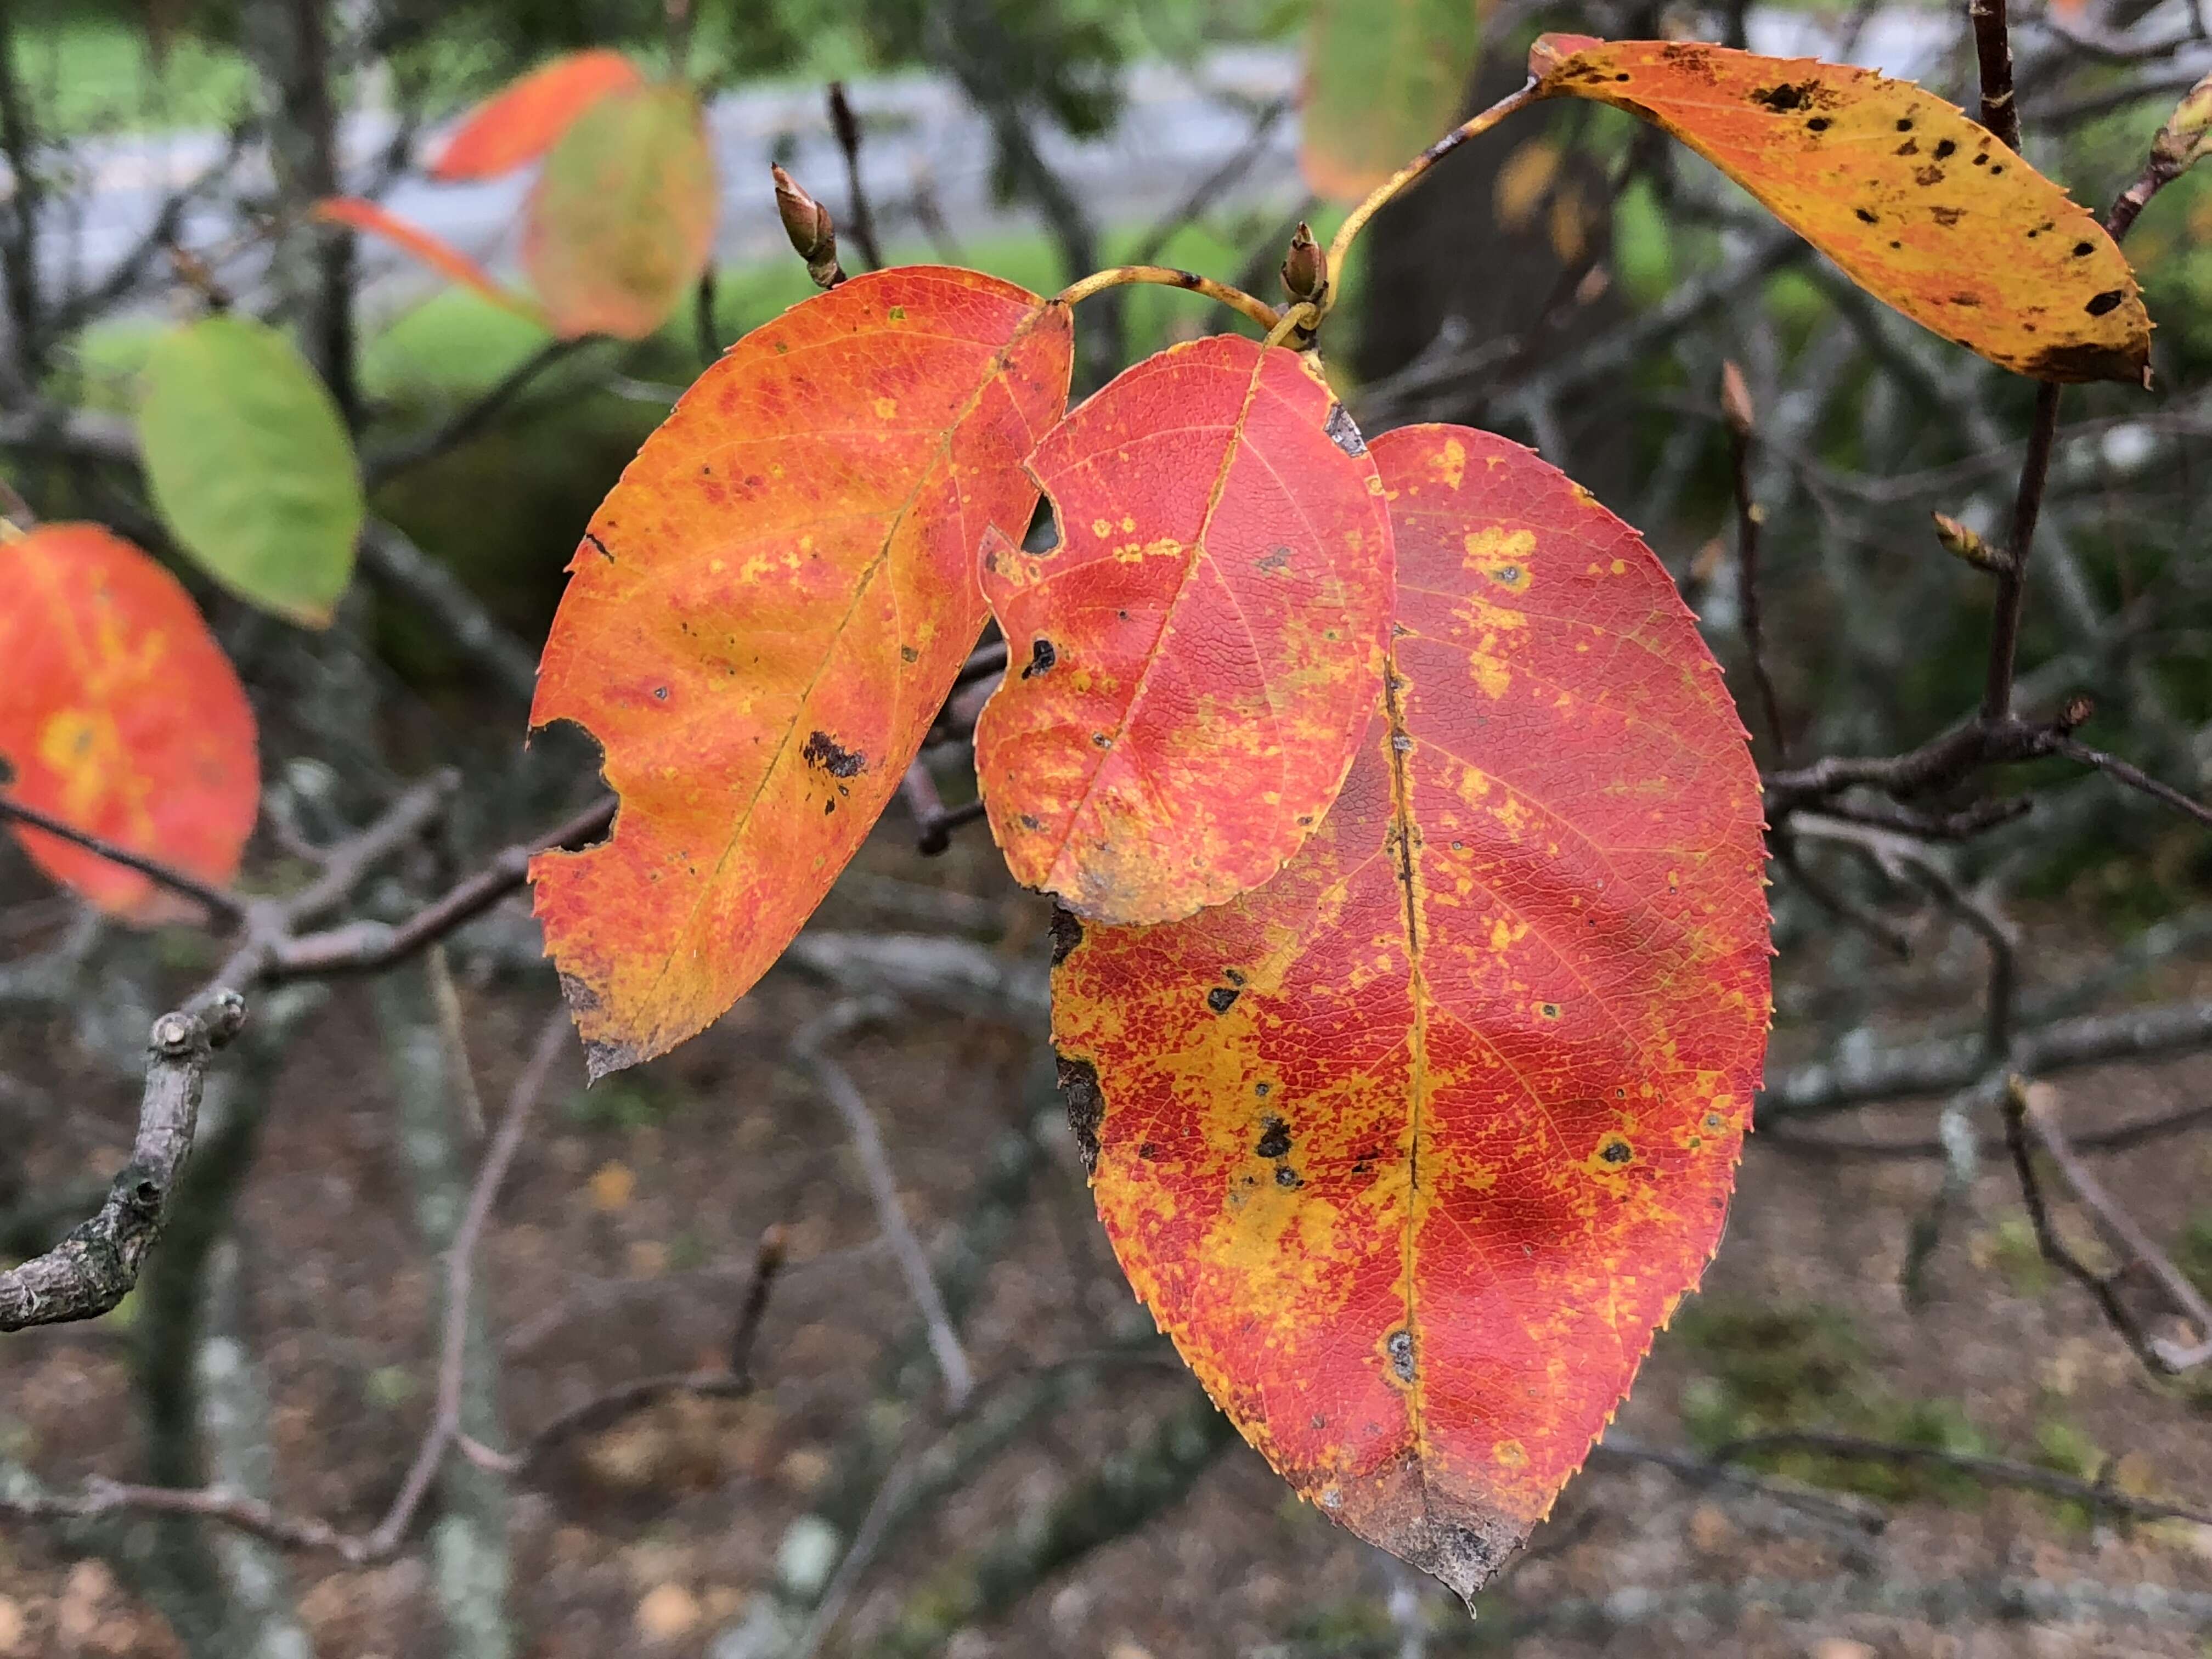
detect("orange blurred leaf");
top-left (1052, 425), bottom-right (1770, 1600)
top-left (429, 48), bottom-right (646, 182)
top-left (524, 82), bottom-right (717, 340)
top-left (0, 524), bottom-right (258, 922)
top-left (975, 335), bottom-right (1393, 926)
top-left (1530, 36), bottom-right (2150, 382)
top-left (530, 268), bottom-right (1074, 1077)
top-left (312, 197), bottom-right (548, 326)
top-left (1301, 0), bottom-right (1485, 200)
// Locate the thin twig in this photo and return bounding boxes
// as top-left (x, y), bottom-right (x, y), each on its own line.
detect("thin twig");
top-left (0, 793), bottom-right (247, 922)
top-left (826, 82), bottom-right (883, 273)
top-left (1722, 361), bottom-right (1788, 757)
top-left (792, 1000), bottom-right (974, 1407)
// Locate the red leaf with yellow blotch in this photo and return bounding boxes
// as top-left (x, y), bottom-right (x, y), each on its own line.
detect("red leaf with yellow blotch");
top-left (974, 334), bottom-right (1393, 926)
top-left (530, 267), bottom-right (1074, 1077)
top-left (0, 524), bottom-right (257, 923)
top-left (428, 49), bottom-right (645, 182)
top-left (1051, 425), bottom-right (1770, 1600)
top-left (1530, 36), bottom-right (2149, 383)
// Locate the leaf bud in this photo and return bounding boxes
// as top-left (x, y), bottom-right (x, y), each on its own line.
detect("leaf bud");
top-left (1280, 222), bottom-right (1328, 307)
top-left (771, 165), bottom-right (842, 289)
top-left (1931, 511), bottom-right (2012, 574)
top-left (2152, 70), bottom-right (2212, 173)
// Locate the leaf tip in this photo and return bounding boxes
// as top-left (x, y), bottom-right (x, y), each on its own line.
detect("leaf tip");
top-left (1528, 32), bottom-right (1602, 80)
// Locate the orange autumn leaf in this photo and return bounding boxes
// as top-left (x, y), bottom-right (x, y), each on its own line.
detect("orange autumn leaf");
top-left (1051, 425), bottom-right (1770, 1599)
top-left (530, 268), bottom-right (1074, 1077)
top-left (312, 197), bottom-right (548, 326)
top-left (429, 48), bottom-right (646, 182)
top-left (0, 523), bottom-right (257, 922)
top-left (975, 334), bottom-right (1394, 926)
top-left (523, 82), bottom-right (717, 340)
top-left (1530, 35), bottom-right (2150, 383)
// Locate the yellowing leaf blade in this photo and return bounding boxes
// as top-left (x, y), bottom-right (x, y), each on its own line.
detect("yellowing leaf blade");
top-left (1532, 36), bottom-right (2151, 382)
top-left (313, 196), bottom-right (549, 326)
top-left (0, 524), bottom-right (258, 922)
top-left (1052, 425), bottom-right (1770, 1599)
top-left (530, 267), bottom-right (1074, 1077)
top-left (524, 82), bottom-right (717, 341)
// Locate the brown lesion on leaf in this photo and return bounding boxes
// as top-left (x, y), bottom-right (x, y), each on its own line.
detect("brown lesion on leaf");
top-left (1914, 165), bottom-right (1945, 187)
top-left (1386, 1328), bottom-right (1415, 1383)
top-left (582, 529), bottom-right (615, 562)
top-left (1254, 1115), bottom-right (1291, 1159)
top-left (1598, 1133), bottom-right (1635, 1165)
top-left (800, 730), bottom-right (866, 777)
top-left (1323, 403), bottom-right (1367, 457)
top-left (1206, 985), bottom-right (1241, 1014)
top-left (1056, 1053), bottom-right (1104, 1176)
top-left (1748, 80), bottom-right (1838, 114)
top-left (2085, 289), bottom-right (2126, 317)
top-left (1931, 206), bottom-right (1966, 227)
top-left (1021, 636), bottom-right (1057, 678)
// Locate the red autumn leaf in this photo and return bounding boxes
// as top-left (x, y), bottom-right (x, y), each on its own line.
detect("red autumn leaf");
top-left (1528, 35), bottom-right (2149, 383)
top-left (1051, 425), bottom-right (1770, 1599)
top-left (974, 334), bottom-right (1394, 926)
top-left (530, 268), bottom-right (1074, 1076)
top-left (0, 523), bottom-right (258, 922)
top-left (428, 48), bottom-right (646, 182)
top-left (523, 81), bottom-right (717, 340)
top-left (311, 198), bottom-right (549, 327)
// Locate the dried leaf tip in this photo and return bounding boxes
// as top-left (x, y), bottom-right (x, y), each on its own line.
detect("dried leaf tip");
top-left (2153, 71), bottom-right (2212, 173)
top-left (1719, 361), bottom-right (1754, 440)
top-left (1932, 511), bottom-right (2012, 575)
top-left (1528, 32), bottom-right (1600, 79)
top-left (770, 164), bottom-right (842, 289)
top-left (1280, 222), bottom-right (1329, 307)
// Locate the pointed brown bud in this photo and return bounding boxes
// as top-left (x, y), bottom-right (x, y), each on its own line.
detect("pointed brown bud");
top-left (1931, 511), bottom-right (2012, 574)
top-left (1280, 222), bottom-right (1328, 307)
top-left (1719, 360), bottom-right (1754, 439)
top-left (2058, 693), bottom-right (2095, 732)
top-left (772, 164), bottom-right (843, 289)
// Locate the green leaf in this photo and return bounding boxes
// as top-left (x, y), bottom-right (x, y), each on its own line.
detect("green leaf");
top-left (1300, 0), bottom-right (1483, 200)
top-left (138, 314), bottom-right (363, 628)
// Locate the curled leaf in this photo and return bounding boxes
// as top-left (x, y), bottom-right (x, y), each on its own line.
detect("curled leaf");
top-left (138, 314), bottom-right (364, 628)
top-left (975, 334), bottom-right (1395, 926)
top-left (0, 524), bottom-right (258, 921)
top-left (1052, 424), bottom-right (1770, 1601)
top-left (430, 49), bottom-right (646, 182)
top-left (524, 82), bottom-right (718, 340)
top-left (1530, 35), bottom-right (2151, 383)
top-left (313, 197), bottom-right (548, 325)
top-left (531, 268), bottom-right (1074, 1076)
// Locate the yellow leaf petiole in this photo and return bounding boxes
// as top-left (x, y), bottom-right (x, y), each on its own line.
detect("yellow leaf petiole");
top-left (1323, 80), bottom-right (1543, 319)
top-left (1055, 265), bottom-right (1284, 334)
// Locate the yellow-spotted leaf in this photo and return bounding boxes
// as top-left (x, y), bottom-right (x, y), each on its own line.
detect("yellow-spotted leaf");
top-left (1530, 35), bottom-right (2150, 382)
top-left (1052, 425), bottom-right (1770, 1600)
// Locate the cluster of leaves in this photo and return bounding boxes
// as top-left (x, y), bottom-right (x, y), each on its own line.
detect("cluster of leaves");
top-left (0, 28), bottom-right (2166, 1602)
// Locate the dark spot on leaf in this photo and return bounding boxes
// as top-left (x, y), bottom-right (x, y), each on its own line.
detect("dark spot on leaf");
top-left (1750, 82), bottom-right (1812, 111)
top-left (1090, 732), bottom-right (1110, 748)
top-left (1138, 1141), bottom-right (1160, 1160)
top-left (1855, 207), bottom-right (1878, 224)
top-left (2073, 241), bottom-right (2095, 257)
top-left (1274, 1165), bottom-right (1304, 1189)
top-left (1223, 967), bottom-right (1246, 985)
top-left (1387, 1329), bottom-right (1415, 1381)
top-left (1255, 1081), bottom-right (1272, 1096)
top-left (583, 530), bottom-right (614, 562)
top-left (823, 800), bottom-right (834, 815)
top-left (1206, 985), bottom-right (1240, 1015)
top-left (1972, 152), bottom-right (1987, 166)
top-left (1022, 636), bottom-right (1057, 678)
top-left (1539, 1002), bottom-right (1560, 1019)
top-left (1599, 1135), bottom-right (1634, 1165)
top-left (1018, 813), bottom-right (1042, 832)
top-left (1058, 1056), bottom-right (1104, 1175)
top-left (1915, 165), bottom-right (1945, 187)
top-left (802, 730), bottom-right (866, 777)
top-left (1895, 138), bottom-right (1920, 156)
top-left (1895, 117), bottom-right (1914, 132)
top-left (1932, 205), bottom-right (1965, 227)
top-left (1950, 292), bottom-right (1980, 306)
top-left (1255, 1116), bottom-right (1291, 1159)
top-left (1323, 404), bottom-right (1367, 456)
top-left (900, 645), bottom-right (918, 663)
top-left (1805, 117), bottom-right (1830, 132)
top-left (1933, 138), bottom-right (1956, 160)
top-left (652, 685), bottom-right (669, 700)
top-left (1256, 545), bottom-right (1293, 572)
top-left (2085, 289), bottom-right (2125, 317)
top-left (1989, 164), bottom-right (2004, 174)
